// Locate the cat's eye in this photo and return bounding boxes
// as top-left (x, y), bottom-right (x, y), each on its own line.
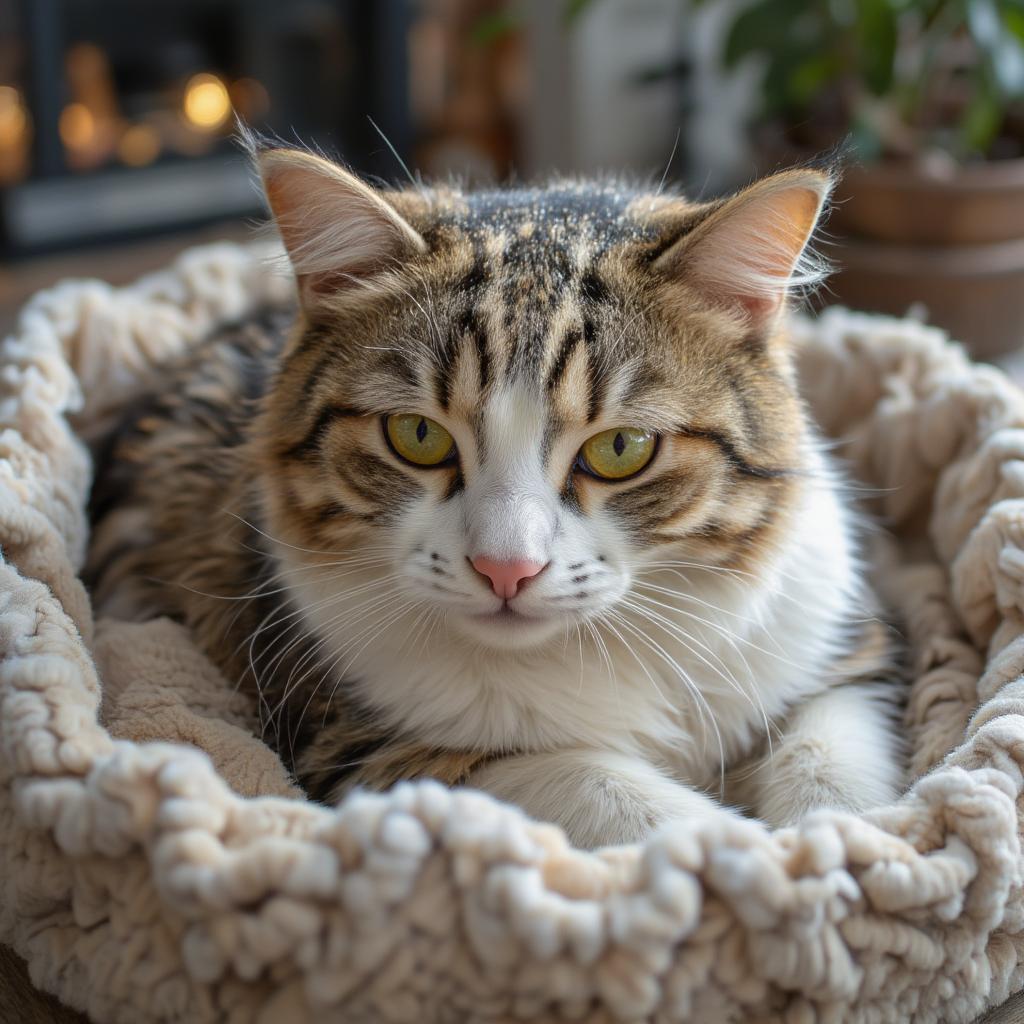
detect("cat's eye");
top-left (385, 414), bottom-right (456, 467)
top-left (578, 427), bottom-right (657, 480)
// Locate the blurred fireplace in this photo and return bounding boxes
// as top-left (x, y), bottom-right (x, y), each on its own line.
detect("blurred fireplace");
top-left (0, 0), bottom-right (412, 255)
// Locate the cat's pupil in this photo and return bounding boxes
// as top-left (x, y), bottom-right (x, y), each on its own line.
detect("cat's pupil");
top-left (416, 418), bottom-right (428, 443)
top-left (613, 432), bottom-right (625, 457)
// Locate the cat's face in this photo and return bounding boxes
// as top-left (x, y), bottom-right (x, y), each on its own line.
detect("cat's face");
top-left (254, 148), bottom-right (829, 652)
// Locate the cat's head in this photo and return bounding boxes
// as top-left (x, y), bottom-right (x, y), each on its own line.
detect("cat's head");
top-left (251, 143), bottom-right (831, 652)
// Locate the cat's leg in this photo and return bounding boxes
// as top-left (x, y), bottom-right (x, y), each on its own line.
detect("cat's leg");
top-left (751, 683), bottom-right (902, 828)
top-left (468, 748), bottom-right (734, 849)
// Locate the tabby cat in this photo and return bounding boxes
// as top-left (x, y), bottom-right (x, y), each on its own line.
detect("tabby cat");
top-left (87, 141), bottom-right (902, 847)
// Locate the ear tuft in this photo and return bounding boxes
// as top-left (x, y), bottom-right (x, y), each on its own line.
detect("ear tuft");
top-left (252, 143), bottom-right (426, 305)
top-left (654, 169), bottom-right (833, 325)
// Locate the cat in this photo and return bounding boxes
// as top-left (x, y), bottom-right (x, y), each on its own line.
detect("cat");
top-left (86, 140), bottom-right (903, 848)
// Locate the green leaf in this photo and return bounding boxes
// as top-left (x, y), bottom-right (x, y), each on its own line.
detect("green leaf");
top-left (968, 0), bottom-right (1024, 95)
top-left (789, 52), bottom-right (843, 102)
top-left (723, 0), bottom-right (804, 68)
top-left (1005, 7), bottom-right (1024, 42)
top-left (856, 0), bottom-right (898, 95)
top-left (959, 78), bottom-right (1003, 153)
top-left (563, 0), bottom-right (598, 23)
top-left (760, 39), bottom-right (824, 115)
top-left (470, 10), bottom-right (521, 46)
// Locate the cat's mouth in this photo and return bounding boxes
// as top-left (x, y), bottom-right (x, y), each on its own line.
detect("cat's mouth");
top-left (457, 602), bottom-right (561, 650)
top-left (471, 604), bottom-right (541, 625)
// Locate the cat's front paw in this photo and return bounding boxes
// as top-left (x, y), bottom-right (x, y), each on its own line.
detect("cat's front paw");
top-left (755, 739), bottom-right (899, 829)
top-left (470, 748), bottom-right (741, 849)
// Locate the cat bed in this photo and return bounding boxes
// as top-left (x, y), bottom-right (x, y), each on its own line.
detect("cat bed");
top-left (2, 241), bottom-right (1024, 1024)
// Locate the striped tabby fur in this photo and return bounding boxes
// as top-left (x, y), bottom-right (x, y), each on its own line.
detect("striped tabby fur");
top-left (87, 144), bottom-right (903, 846)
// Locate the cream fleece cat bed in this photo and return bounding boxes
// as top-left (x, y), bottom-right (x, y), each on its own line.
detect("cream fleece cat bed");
top-left (2, 241), bottom-right (1024, 1024)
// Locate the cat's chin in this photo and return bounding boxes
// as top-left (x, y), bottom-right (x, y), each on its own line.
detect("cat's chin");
top-left (451, 607), bottom-right (566, 650)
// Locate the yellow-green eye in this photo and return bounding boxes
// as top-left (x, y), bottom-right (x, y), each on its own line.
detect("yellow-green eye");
top-left (385, 414), bottom-right (456, 467)
top-left (579, 427), bottom-right (657, 480)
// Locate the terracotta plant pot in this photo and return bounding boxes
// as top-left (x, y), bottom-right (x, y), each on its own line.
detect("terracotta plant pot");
top-left (823, 159), bottom-right (1024, 360)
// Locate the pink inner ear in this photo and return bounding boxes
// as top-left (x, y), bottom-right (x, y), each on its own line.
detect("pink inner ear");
top-left (666, 180), bottom-right (828, 325)
top-left (759, 187), bottom-right (824, 272)
top-left (735, 293), bottom-right (781, 320)
top-left (258, 150), bottom-right (426, 304)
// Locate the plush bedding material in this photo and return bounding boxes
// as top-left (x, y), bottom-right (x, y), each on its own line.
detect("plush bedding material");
top-left (0, 242), bottom-right (1023, 1023)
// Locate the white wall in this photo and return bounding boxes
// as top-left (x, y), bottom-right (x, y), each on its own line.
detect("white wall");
top-left (522, 0), bottom-right (755, 191)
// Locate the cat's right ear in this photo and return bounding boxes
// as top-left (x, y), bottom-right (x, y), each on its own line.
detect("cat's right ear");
top-left (254, 146), bottom-right (427, 307)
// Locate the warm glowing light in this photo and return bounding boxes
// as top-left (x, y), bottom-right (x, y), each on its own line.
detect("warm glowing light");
top-left (118, 123), bottom-right (161, 166)
top-left (0, 86), bottom-right (27, 149)
top-left (59, 103), bottom-right (95, 149)
top-left (183, 73), bottom-right (231, 130)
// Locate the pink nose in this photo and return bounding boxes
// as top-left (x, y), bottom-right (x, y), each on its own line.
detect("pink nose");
top-left (471, 557), bottom-right (547, 599)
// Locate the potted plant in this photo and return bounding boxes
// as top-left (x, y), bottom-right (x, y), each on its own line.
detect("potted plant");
top-left (561, 0), bottom-right (1024, 357)
top-left (698, 0), bottom-right (1024, 358)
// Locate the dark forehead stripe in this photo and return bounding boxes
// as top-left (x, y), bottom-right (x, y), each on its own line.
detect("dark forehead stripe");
top-left (433, 327), bottom-right (457, 411)
top-left (435, 306), bottom-right (492, 409)
top-left (579, 267), bottom-right (610, 306)
top-left (455, 305), bottom-right (492, 392)
top-left (473, 316), bottom-right (491, 392)
top-left (545, 329), bottom-right (582, 392)
top-left (283, 324), bottom-right (342, 405)
top-left (455, 246), bottom-right (489, 294)
top-left (433, 239), bottom-right (492, 409)
top-left (584, 328), bottom-right (606, 423)
top-left (435, 185), bottom-right (656, 380)
top-left (500, 237), bottom-right (575, 373)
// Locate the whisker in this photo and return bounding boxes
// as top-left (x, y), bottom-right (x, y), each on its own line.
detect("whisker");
top-left (222, 509), bottom-right (397, 558)
top-left (316, 599), bottom-right (420, 720)
top-left (242, 571), bottom-right (405, 669)
top-left (628, 587), bottom-right (807, 673)
top-left (602, 609), bottom-right (726, 784)
top-left (597, 612), bottom-right (672, 709)
top-left (160, 553), bottom-right (395, 604)
top-left (620, 598), bottom-right (773, 767)
top-left (575, 623), bottom-right (585, 697)
top-left (583, 618), bottom-right (619, 714)
top-left (264, 584), bottom-right (409, 723)
top-left (285, 599), bottom-right (419, 764)
top-left (621, 597), bottom-right (750, 693)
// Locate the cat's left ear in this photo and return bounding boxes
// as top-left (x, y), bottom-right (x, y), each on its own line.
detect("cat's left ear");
top-left (651, 168), bottom-right (832, 328)
top-left (254, 144), bottom-right (427, 307)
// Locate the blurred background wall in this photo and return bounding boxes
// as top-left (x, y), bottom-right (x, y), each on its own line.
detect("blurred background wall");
top-left (3, 0), bottom-right (1024, 361)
